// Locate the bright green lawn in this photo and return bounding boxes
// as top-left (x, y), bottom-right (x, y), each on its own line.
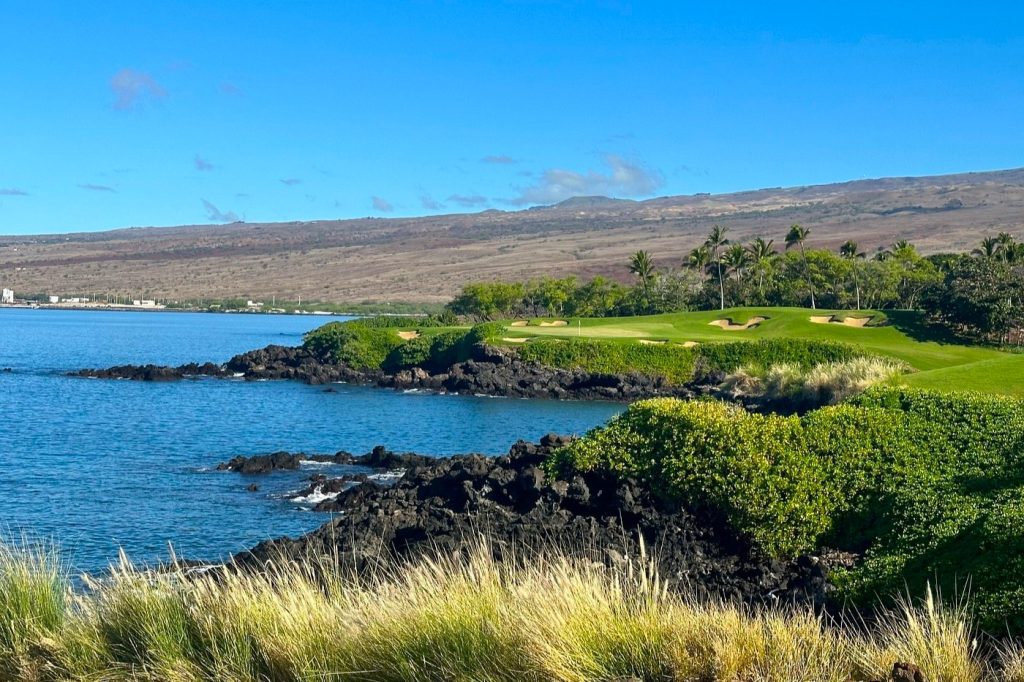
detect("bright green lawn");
top-left (494, 307), bottom-right (1023, 396)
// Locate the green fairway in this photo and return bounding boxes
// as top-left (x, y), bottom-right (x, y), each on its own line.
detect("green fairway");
top-left (496, 307), bottom-right (1024, 396)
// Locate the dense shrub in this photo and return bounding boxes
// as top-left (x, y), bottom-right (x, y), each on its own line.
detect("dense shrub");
top-left (384, 330), bottom-right (473, 372)
top-left (348, 314), bottom-right (456, 329)
top-left (550, 387), bottom-right (1024, 631)
top-left (694, 338), bottom-right (868, 378)
top-left (518, 339), bottom-right (697, 383)
top-left (302, 322), bottom-right (404, 369)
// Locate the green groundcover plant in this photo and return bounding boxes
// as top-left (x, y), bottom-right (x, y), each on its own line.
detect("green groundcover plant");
top-left (549, 388), bottom-right (1024, 633)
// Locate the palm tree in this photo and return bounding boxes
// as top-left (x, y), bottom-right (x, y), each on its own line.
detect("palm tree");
top-left (629, 250), bottom-right (655, 296)
top-left (839, 239), bottom-right (866, 310)
top-left (997, 232), bottom-right (1017, 261)
top-left (785, 223), bottom-right (815, 309)
top-left (746, 237), bottom-right (776, 298)
top-left (704, 225), bottom-right (729, 310)
top-left (721, 244), bottom-right (750, 281)
top-left (686, 245), bottom-right (711, 275)
top-left (973, 236), bottom-right (1001, 259)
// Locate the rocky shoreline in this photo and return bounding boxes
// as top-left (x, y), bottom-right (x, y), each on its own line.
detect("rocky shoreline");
top-left (75, 342), bottom-right (699, 401)
top-left (223, 435), bottom-right (853, 609)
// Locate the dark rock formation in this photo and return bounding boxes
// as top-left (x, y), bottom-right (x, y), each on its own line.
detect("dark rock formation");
top-left (75, 342), bottom-right (697, 402)
top-left (233, 435), bottom-right (854, 608)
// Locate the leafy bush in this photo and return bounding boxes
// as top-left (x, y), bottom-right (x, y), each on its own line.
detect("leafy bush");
top-left (303, 322), bottom-right (404, 369)
top-left (518, 339), bottom-right (697, 383)
top-left (384, 330), bottom-right (473, 372)
top-left (550, 387), bottom-right (1024, 631)
top-left (347, 315), bottom-right (454, 329)
top-left (694, 338), bottom-right (868, 378)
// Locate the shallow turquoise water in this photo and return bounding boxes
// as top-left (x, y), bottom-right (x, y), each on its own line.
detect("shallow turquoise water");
top-left (0, 309), bottom-right (622, 572)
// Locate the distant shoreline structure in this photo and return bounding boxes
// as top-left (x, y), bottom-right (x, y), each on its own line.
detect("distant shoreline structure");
top-left (0, 302), bottom-right (357, 317)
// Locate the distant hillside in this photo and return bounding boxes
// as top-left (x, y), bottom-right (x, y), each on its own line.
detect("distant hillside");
top-left (2, 167), bottom-right (1023, 303)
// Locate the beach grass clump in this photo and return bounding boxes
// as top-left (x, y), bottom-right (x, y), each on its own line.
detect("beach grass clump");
top-left (722, 356), bottom-right (909, 405)
top-left (0, 539), bottom-right (1003, 681)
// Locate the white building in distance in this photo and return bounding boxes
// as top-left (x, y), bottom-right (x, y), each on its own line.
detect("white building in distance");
top-left (1, 288), bottom-right (13, 304)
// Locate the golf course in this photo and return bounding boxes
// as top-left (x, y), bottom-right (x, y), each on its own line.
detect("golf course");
top-left (492, 307), bottom-right (1024, 396)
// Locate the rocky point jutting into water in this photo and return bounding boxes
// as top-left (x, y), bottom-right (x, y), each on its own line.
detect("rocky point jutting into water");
top-left (76, 342), bottom-right (700, 402)
top-left (223, 435), bottom-right (853, 608)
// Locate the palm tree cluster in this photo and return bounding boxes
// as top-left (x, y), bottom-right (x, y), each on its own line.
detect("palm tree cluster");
top-left (973, 232), bottom-right (1024, 263)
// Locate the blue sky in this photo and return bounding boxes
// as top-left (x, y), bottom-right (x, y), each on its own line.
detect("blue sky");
top-left (1, 1), bottom-right (1022, 234)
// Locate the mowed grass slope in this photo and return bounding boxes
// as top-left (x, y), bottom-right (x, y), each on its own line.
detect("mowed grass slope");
top-left (496, 307), bottom-right (1023, 396)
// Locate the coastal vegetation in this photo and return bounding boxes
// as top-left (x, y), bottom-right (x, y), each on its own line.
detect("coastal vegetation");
top-left (550, 388), bottom-right (1024, 632)
top-left (1, 539), bottom-right (1019, 681)
top-left (446, 230), bottom-right (1024, 345)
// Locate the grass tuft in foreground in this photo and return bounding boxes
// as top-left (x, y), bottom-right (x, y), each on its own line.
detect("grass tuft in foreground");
top-left (2, 539), bottom-right (1021, 681)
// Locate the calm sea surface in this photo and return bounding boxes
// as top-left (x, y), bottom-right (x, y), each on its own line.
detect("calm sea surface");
top-left (0, 309), bottom-right (621, 572)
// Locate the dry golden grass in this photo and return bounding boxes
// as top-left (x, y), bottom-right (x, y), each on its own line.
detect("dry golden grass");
top-left (0, 538), bottom-right (1013, 681)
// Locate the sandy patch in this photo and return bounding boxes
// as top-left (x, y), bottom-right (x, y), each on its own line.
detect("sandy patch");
top-left (502, 337), bottom-right (529, 343)
top-left (809, 315), bottom-right (873, 328)
top-left (708, 316), bottom-right (767, 331)
top-left (538, 320), bottom-right (568, 327)
top-left (639, 339), bottom-right (666, 345)
top-left (680, 341), bottom-right (699, 348)
top-left (509, 321), bottom-right (529, 327)
top-left (397, 331), bottom-right (420, 340)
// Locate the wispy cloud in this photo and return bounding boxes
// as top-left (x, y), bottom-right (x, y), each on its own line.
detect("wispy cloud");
top-left (446, 193), bottom-right (489, 208)
top-left (420, 194), bottom-right (444, 210)
top-left (372, 196), bottom-right (394, 212)
top-left (110, 68), bottom-right (166, 111)
top-left (0, 188), bottom-right (28, 196)
top-left (508, 154), bottom-right (663, 206)
top-left (201, 199), bottom-right (239, 223)
top-left (481, 154), bottom-right (517, 165)
top-left (194, 155), bottom-right (214, 171)
top-left (78, 183), bottom-right (116, 192)
top-left (280, 178), bottom-right (301, 186)
top-left (219, 82), bottom-right (242, 96)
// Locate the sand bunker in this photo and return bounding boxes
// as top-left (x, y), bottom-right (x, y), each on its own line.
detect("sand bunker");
top-left (638, 339), bottom-right (666, 345)
top-left (509, 321), bottom-right (529, 327)
top-left (538, 320), bottom-right (568, 327)
top-left (810, 315), bottom-right (873, 328)
top-left (397, 331), bottom-right (420, 340)
top-left (679, 341), bottom-right (699, 348)
top-left (502, 337), bottom-right (529, 343)
top-left (708, 316), bottom-right (767, 331)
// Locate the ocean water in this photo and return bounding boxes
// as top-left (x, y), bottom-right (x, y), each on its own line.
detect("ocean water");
top-left (0, 309), bottom-right (622, 572)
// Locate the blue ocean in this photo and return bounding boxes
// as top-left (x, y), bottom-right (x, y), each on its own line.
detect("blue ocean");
top-left (0, 309), bottom-right (621, 572)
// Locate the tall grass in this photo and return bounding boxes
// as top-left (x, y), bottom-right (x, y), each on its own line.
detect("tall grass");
top-left (0, 539), bottom-right (1008, 681)
top-left (722, 356), bottom-right (909, 405)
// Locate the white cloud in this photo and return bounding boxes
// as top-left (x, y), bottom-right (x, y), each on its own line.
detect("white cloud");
top-left (446, 193), bottom-right (488, 208)
top-left (202, 199), bottom-right (239, 223)
top-left (110, 68), bottom-right (166, 111)
top-left (508, 155), bottom-right (663, 205)
top-left (372, 196), bottom-right (393, 212)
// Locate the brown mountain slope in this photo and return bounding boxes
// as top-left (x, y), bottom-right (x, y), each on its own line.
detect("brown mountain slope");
top-left (1, 168), bottom-right (1023, 303)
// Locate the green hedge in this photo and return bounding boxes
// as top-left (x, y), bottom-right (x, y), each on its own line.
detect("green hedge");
top-left (518, 339), bottom-right (697, 384)
top-left (302, 322), bottom-right (404, 369)
top-left (694, 338), bottom-right (868, 377)
top-left (549, 387), bottom-right (1024, 632)
top-left (346, 314), bottom-right (456, 329)
top-left (514, 337), bottom-right (867, 385)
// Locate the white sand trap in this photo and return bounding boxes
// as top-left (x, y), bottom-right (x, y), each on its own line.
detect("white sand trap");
top-left (680, 341), bottom-right (699, 348)
top-left (397, 331), bottom-right (420, 340)
top-left (509, 321), bottom-right (529, 327)
top-left (538, 320), bottom-right (568, 327)
top-left (809, 315), bottom-right (873, 328)
top-left (502, 337), bottom-right (529, 343)
top-left (708, 316), bottom-right (767, 331)
top-left (638, 339), bottom-right (666, 345)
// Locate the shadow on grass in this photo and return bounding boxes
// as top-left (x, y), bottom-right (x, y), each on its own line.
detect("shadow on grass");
top-left (884, 310), bottom-right (964, 345)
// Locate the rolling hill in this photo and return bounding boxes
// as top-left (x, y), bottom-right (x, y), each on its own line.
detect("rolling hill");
top-left (2, 167), bottom-right (1023, 304)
